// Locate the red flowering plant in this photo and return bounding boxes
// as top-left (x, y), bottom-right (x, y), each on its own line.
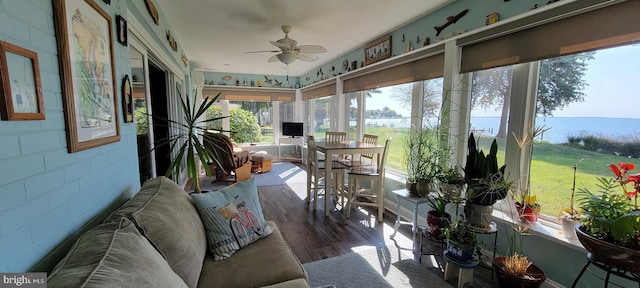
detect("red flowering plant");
top-left (608, 162), bottom-right (640, 208)
top-left (577, 162), bottom-right (640, 249)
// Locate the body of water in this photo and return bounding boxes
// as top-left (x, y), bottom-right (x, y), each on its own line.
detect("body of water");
top-left (358, 117), bottom-right (640, 144)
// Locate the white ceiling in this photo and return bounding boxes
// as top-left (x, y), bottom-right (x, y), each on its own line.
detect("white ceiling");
top-left (155, 0), bottom-right (451, 77)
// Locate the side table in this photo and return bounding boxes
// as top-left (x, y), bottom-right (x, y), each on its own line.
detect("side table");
top-left (389, 189), bottom-right (431, 254)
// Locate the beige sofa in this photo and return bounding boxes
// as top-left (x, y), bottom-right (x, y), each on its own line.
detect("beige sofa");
top-left (47, 176), bottom-right (310, 288)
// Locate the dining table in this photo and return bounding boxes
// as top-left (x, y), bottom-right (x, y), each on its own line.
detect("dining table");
top-left (313, 140), bottom-right (385, 217)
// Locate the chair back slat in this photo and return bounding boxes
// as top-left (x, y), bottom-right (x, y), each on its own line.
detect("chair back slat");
top-left (325, 131), bottom-right (347, 143)
top-left (361, 133), bottom-right (379, 166)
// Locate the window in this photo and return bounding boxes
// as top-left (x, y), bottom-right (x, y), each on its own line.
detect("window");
top-left (531, 44), bottom-right (640, 218)
top-left (468, 66), bottom-right (513, 169)
top-left (308, 96), bottom-right (333, 139)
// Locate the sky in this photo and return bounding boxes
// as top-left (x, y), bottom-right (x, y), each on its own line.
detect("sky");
top-left (367, 44), bottom-right (640, 119)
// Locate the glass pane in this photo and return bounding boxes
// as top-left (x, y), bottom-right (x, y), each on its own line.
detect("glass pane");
top-left (365, 85), bottom-right (412, 171)
top-left (130, 46), bottom-right (151, 184)
top-left (347, 92), bottom-right (359, 141)
top-left (469, 66), bottom-right (513, 168)
top-left (228, 101), bottom-right (272, 143)
top-left (309, 96), bottom-right (332, 139)
top-left (531, 45), bottom-right (640, 217)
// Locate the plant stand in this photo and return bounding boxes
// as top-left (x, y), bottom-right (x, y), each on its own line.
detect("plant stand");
top-left (443, 250), bottom-right (479, 288)
top-left (572, 253), bottom-right (640, 288)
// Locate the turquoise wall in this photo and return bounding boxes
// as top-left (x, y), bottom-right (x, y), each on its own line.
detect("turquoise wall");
top-left (0, 0), bottom-right (187, 272)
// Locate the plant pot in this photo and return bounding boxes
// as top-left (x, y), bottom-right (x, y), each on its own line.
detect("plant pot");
top-left (575, 224), bottom-right (640, 272)
top-left (426, 211), bottom-right (450, 241)
top-left (446, 239), bottom-right (475, 262)
top-left (406, 182), bottom-right (418, 195)
top-left (515, 203), bottom-right (540, 222)
top-left (416, 181), bottom-right (435, 197)
top-left (493, 256), bottom-right (546, 288)
top-left (561, 217), bottom-right (579, 240)
top-left (439, 183), bottom-right (464, 199)
top-left (464, 203), bottom-right (493, 229)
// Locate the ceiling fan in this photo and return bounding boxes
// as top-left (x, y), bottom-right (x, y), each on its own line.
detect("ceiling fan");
top-left (246, 25), bottom-right (327, 65)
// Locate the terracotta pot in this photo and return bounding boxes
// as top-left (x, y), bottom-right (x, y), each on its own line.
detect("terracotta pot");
top-left (426, 211), bottom-right (450, 241)
top-left (575, 224), bottom-right (640, 272)
top-left (493, 256), bottom-right (546, 288)
top-left (515, 203), bottom-right (540, 222)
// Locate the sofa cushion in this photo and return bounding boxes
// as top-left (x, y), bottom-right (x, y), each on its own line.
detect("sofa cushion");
top-left (191, 178), bottom-right (273, 261)
top-left (106, 176), bottom-right (206, 288)
top-left (197, 221), bottom-right (308, 288)
top-left (48, 218), bottom-right (188, 288)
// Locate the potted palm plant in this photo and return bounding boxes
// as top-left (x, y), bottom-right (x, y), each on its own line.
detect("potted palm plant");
top-left (575, 162), bottom-right (640, 272)
top-left (152, 90), bottom-right (228, 193)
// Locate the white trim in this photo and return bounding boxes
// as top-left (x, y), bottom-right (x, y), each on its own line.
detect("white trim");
top-left (126, 8), bottom-right (184, 79)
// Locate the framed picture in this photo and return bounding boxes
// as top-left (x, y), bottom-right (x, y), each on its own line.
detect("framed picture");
top-left (364, 35), bottom-right (392, 66)
top-left (122, 75), bottom-right (133, 123)
top-left (53, 0), bottom-right (120, 152)
top-left (0, 41), bottom-right (45, 120)
top-left (116, 15), bottom-right (127, 46)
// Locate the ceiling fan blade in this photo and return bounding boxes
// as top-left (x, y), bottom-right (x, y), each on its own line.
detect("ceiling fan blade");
top-left (244, 50), bottom-right (280, 54)
top-left (296, 53), bottom-right (319, 62)
top-left (296, 45), bottom-right (327, 54)
top-left (267, 54), bottom-right (280, 62)
top-left (269, 41), bottom-right (291, 50)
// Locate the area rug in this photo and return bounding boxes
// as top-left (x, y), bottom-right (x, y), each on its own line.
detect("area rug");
top-left (252, 162), bottom-right (307, 187)
top-left (303, 246), bottom-right (453, 288)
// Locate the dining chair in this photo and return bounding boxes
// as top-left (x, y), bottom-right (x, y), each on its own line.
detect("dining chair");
top-left (341, 133), bottom-right (379, 167)
top-left (322, 131), bottom-right (347, 161)
top-left (325, 131), bottom-right (347, 143)
top-left (346, 138), bottom-right (391, 222)
top-left (306, 135), bottom-right (349, 211)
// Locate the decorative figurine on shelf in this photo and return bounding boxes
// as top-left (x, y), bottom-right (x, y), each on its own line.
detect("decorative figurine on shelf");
top-left (435, 9), bottom-right (469, 36)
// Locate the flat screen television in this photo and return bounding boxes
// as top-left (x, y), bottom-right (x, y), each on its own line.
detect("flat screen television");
top-left (282, 122), bottom-right (304, 137)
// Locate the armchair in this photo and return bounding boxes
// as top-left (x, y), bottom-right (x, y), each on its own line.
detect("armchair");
top-left (203, 131), bottom-right (252, 184)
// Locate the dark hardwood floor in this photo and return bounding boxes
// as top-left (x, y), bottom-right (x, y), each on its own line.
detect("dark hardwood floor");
top-left (256, 164), bottom-right (498, 288)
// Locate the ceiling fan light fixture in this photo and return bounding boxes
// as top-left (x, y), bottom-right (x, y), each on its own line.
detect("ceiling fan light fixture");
top-left (277, 52), bottom-right (297, 64)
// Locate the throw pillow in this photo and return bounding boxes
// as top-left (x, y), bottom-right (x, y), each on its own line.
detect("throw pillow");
top-left (191, 178), bottom-right (273, 260)
top-left (48, 218), bottom-right (188, 288)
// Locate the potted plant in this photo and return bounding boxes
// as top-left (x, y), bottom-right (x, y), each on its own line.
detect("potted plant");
top-left (424, 190), bottom-right (451, 241)
top-left (152, 90), bottom-right (228, 193)
top-left (403, 128), bottom-right (442, 196)
top-left (510, 124), bottom-right (549, 223)
top-left (463, 133), bottom-right (512, 228)
top-left (437, 166), bottom-right (466, 199)
top-left (443, 218), bottom-right (478, 262)
top-left (515, 195), bottom-right (541, 222)
top-left (575, 162), bottom-right (640, 272)
top-left (559, 158), bottom-right (588, 239)
top-left (493, 202), bottom-right (546, 288)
